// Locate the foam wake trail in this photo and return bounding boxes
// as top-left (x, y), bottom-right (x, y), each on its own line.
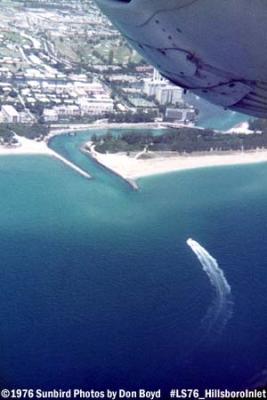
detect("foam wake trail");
top-left (187, 238), bottom-right (233, 338)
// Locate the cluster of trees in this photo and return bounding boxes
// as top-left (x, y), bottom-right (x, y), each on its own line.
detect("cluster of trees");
top-left (108, 111), bottom-right (157, 123)
top-left (0, 127), bottom-right (16, 144)
top-left (92, 127), bottom-right (267, 154)
top-left (1, 124), bottom-right (50, 140)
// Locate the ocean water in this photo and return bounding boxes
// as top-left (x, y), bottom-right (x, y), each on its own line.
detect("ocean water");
top-left (198, 111), bottom-right (248, 131)
top-left (185, 93), bottom-right (250, 131)
top-left (0, 124), bottom-right (267, 392)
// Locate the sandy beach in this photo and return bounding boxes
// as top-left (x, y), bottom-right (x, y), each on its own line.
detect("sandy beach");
top-left (227, 121), bottom-right (253, 134)
top-left (84, 142), bottom-right (267, 184)
top-left (1, 119), bottom-right (260, 187)
top-left (0, 136), bottom-right (91, 179)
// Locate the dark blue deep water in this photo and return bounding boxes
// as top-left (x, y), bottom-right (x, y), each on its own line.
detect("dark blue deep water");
top-left (0, 126), bottom-right (266, 393)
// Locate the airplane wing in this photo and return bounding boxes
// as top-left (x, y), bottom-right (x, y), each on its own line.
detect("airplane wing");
top-left (94, 0), bottom-right (267, 118)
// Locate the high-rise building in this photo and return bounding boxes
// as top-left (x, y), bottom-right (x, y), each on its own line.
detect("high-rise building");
top-left (152, 69), bottom-right (166, 82)
top-left (143, 68), bottom-right (183, 105)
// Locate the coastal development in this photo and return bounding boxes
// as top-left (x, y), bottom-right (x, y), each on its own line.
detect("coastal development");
top-left (1, 0), bottom-right (267, 186)
top-left (0, 0), bottom-right (195, 127)
top-left (0, 0), bottom-right (198, 180)
top-left (1, 0), bottom-right (267, 394)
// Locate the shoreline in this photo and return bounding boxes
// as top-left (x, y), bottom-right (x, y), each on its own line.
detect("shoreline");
top-left (47, 118), bottom-right (249, 138)
top-left (84, 142), bottom-right (267, 186)
top-left (81, 144), bottom-right (138, 190)
top-left (0, 119), bottom-right (257, 188)
top-left (0, 136), bottom-right (91, 180)
top-left (48, 121), bottom-right (166, 139)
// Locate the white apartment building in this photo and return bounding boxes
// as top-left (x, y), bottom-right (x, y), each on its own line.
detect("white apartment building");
top-left (43, 108), bottom-right (59, 122)
top-left (143, 68), bottom-right (167, 96)
top-left (55, 105), bottom-right (81, 118)
top-left (1, 105), bottom-right (20, 123)
top-left (143, 68), bottom-right (183, 105)
top-left (78, 97), bottom-right (114, 115)
top-left (155, 85), bottom-right (183, 105)
top-left (152, 69), bottom-right (166, 82)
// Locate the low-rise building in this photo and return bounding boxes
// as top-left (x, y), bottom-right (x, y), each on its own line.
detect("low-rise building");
top-left (1, 105), bottom-right (20, 123)
top-left (78, 97), bottom-right (114, 115)
top-left (55, 105), bottom-right (81, 118)
top-left (43, 108), bottom-right (59, 122)
top-left (165, 107), bottom-right (196, 122)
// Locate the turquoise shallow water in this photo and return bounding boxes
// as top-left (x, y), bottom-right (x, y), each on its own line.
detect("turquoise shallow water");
top-left (0, 122), bottom-right (266, 391)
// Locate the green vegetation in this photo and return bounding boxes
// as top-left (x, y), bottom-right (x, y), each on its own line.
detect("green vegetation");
top-left (0, 124), bottom-right (49, 141)
top-left (53, 37), bottom-right (78, 63)
top-left (108, 111), bottom-right (157, 123)
top-left (53, 33), bottom-right (143, 67)
top-left (92, 127), bottom-right (267, 154)
top-left (12, 123), bottom-right (49, 139)
top-left (0, 126), bottom-right (16, 144)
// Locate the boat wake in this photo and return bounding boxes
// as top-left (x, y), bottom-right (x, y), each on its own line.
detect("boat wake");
top-left (186, 238), bottom-right (233, 339)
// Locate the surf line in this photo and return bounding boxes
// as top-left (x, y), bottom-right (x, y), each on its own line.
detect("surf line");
top-left (186, 238), bottom-right (233, 337)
